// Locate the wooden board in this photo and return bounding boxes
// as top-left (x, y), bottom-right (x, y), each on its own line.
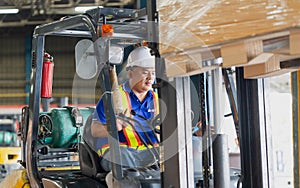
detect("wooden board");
top-left (243, 53), bottom-right (299, 79)
top-left (221, 39), bottom-right (263, 67)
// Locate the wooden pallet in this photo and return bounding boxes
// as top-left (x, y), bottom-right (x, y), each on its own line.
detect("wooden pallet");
top-left (159, 0), bottom-right (300, 78)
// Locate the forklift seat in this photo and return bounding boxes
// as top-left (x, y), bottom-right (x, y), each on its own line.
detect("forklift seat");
top-left (79, 113), bottom-right (107, 180)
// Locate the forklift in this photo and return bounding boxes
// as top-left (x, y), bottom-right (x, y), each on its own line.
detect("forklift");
top-left (6, 3), bottom-right (167, 188)
top-left (0, 1), bottom-right (244, 187)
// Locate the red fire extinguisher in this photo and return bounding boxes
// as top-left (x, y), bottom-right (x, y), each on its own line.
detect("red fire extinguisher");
top-left (41, 52), bottom-right (54, 98)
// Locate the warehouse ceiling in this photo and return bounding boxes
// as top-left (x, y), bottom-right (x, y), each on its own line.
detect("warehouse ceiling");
top-left (0, 0), bottom-right (136, 35)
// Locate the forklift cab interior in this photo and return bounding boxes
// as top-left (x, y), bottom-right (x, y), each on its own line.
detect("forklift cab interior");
top-left (74, 38), bottom-right (163, 183)
top-left (23, 6), bottom-right (163, 187)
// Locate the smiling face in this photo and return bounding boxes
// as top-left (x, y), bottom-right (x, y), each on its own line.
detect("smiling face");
top-left (128, 66), bottom-right (155, 94)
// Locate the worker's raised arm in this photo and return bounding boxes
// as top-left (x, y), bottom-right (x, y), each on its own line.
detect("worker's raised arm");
top-left (91, 120), bottom-right (108, 137)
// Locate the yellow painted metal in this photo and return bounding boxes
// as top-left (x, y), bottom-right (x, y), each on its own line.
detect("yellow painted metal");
top-left (39, 166), bottom-right (80, 171)
top-left (0, 169), bottom-right (30, 188)
top-left (0, 147), bottom-right (21, 164)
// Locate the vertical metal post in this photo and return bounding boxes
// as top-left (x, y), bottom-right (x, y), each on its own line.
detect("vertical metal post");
top-left (211, 67), bottom-right (231, 188)
top-left (160, 77), bottom-right (194, 188)
top-left (223, 68), bottom-right (239, 141)
top-left (259, 78), bottom-right (274, 188)
top-left (27, 35), bottom-right (44, 188)
top-left (146, 0), bottom-right (157, 23)
top-left (183, 77), bottom-right (195, 188)
top-left (236, 67), bottom-right (272, 188)
top-left (146, 0), bottom-right (158, 45)
top-left (292, 71), bottom-right (300, 188)
top-left (200, 71), bottom-right (210, 188)
top-left (100, 39), bottom-right (123, 180)
top-left (25, 36), bottom-right (32, 104)
top-left (212, 67), bottom-right (223, 134)
top-left (205, 69), bottom-right (215, 187)
top-left (213, 134), bottom-right (230, 188)
top-left (160, 78), bottom-right (180, 188)
top-left (175, 77), bottom-right (188, 187)
top-left (137, 0), bottom-right (147, 9)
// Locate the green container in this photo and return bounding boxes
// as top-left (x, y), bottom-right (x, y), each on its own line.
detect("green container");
top-left (42, 108), bottom-right (93, 148)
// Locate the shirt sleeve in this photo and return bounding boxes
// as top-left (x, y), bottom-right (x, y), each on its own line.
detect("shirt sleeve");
top-left (93, 99), bottom-right (107, 124)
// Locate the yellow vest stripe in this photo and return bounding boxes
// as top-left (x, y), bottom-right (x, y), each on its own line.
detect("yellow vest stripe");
top-left (119, 85), bottom-right (142, 147)
top-left (151, 90), bottom-right (159, 116)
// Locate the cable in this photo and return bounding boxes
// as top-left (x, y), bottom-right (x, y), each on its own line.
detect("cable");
top-left (99, 91), bottom-right (113, 100)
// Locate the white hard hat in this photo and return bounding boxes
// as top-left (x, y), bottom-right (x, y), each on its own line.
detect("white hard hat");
top-left (126, 46), bottom-right (155, 69)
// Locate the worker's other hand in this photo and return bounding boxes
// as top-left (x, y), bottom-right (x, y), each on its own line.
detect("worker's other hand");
top-left (194, 121), bottom-right (203, 137)
top-left (116, 118), bottom-right (127, 131)
top-left (193, 121), bottom-right (215, 137)
top-left (116, 109), bottom-right (129, 131)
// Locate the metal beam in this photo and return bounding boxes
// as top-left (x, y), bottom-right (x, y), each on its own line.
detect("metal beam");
top-left (101, 65), bottom-right (123, 180)
top-left (292, 71), bottom-right (300, 188)
top-left (236, 67), bottom-right (273, 188)
top-left (212, 134), bottom-right (230, 188)
top-left (211, 67), bottom-right (223, 134)
top-left (27, 35), bottom-right (44, 188)
top-left (210, 67), bottom-right (231, 188)
top-left (160, 76), bottom-right (194, 188)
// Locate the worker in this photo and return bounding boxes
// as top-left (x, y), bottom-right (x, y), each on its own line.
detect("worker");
top-left (91, 46), bottom-right (160, 172)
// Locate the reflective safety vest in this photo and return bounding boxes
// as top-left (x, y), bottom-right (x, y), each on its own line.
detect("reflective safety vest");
top-left (98, 85), bottom-right (159, 156)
